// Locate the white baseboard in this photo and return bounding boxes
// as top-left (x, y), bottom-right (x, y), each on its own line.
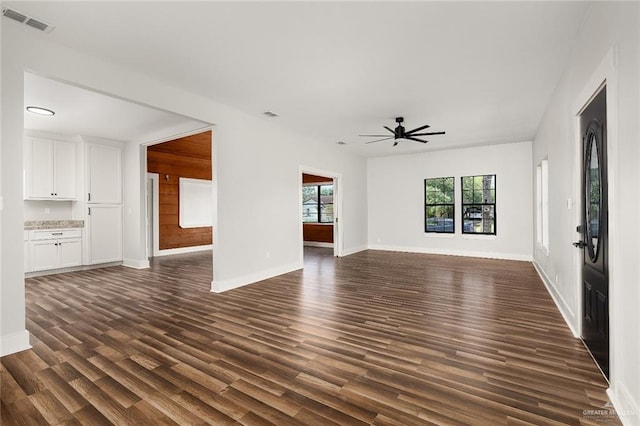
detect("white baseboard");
top-left (532, 260), bottom-right (578, 337)
top-left (608, 384), bottom-right (640, 425)
top-left (341, 245), bottom-right (368, 256)
top-left (367, 244), bottom-right (532, 262)
top-left (211, 261), bottom-right (302, 293)
top-left (0, 329), bottom-right (31, 357)
top-left (303, 241), bottom-right (334, 248)
top-left (122, 258), bottom-right (150, 269)
top-left (154, 244), bottom-right (212, 257)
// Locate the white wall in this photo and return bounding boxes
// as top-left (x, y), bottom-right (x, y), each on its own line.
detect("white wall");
top-left (532, 2), bottom-right (639, 421)
top-left (24, 200), bottom-right (72, 221)
top-left (368, 141), bottom-right (532, 261)
top-left (1, 20), bottom-right (368, 354)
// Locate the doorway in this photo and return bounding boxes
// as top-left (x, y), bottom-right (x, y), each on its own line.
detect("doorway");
top-left (577, 86), bottom-right (609, 378)
top-left (299, 167), bottom-right (343, 261)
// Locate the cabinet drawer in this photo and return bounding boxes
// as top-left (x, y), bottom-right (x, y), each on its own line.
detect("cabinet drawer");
top-left (30, 229), bottom-right (82, 241)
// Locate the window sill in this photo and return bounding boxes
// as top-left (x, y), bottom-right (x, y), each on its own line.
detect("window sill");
top-left (461, 233), bottom-right (497, 240)
top-left (424, 232), bottom-right (455, 239)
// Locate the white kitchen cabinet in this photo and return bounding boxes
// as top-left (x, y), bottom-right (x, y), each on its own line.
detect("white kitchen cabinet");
top-left (87, 205), bottom-right (122, 264)
top-left (25, 137), bottom-right (77, 200)
top-left (87, 144), bottom-right (122, 203)
top-left (29, 229), bottom-right (82, 272)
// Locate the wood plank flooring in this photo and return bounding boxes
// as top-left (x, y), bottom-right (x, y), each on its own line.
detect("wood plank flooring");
top-left (1, 248), bottom-right (621, 425)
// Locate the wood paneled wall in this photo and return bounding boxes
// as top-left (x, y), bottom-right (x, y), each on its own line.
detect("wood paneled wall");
top-left (303, 224), bottom-right (334, 243)
top-left (303, 173), bottom-right (333, 184)
top-left (302, 173), bottom-right (334, 243)
top-left (148, 131), bottom-right (212, 250)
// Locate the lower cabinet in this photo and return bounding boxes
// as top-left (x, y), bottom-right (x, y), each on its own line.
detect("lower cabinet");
top-left (29, 229), bottom-right (82, 272)
top-left (87, 205), bottom-right (122, 264)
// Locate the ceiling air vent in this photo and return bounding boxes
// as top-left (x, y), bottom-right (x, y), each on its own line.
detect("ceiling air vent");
top-left (2, 7), bottom-right (55, 33)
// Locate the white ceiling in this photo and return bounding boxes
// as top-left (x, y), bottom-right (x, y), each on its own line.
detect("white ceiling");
top-left (11, 2), bottom-right (590, 156)
top-left (24, 73), bottom-right (210, 143)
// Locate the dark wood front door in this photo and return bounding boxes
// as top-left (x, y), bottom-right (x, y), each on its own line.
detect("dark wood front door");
top-left (577, 87), bottom-right (609, 378)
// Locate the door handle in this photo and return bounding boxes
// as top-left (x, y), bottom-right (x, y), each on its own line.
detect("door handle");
top-left (573, 241), bottom-right (587, 248)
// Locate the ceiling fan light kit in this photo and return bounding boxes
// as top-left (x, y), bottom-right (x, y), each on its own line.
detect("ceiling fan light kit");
top-left (360, 116), bottom-right (445, 147)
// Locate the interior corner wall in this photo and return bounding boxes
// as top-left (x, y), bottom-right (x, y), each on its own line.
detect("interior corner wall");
top-left (367, 141), bottom-right (533, 261)
top-left (147, 132), bottom-right (213, 250)
top-left (1, 22), bottom-right (368, 354)
top-left (532, 2), bottom-right (639, 419)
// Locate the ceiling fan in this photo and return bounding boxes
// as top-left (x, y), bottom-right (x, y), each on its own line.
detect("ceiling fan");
top-left (360, 117), bottom-right (445, 146)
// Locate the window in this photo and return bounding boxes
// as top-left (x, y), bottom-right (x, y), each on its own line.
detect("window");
top-left (302, 183), bottom-right (333, 223)
top-left (536, 160), bottom-right (549, 250)
top-left (424, 177), bottom-right (455, 233)
top-left (462, 174), bottom-right (496, 235)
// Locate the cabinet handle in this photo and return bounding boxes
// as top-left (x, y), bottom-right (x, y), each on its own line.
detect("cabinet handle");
top-left (88, 207), bottom-right (91, 216)
top-left (88, 192), bottom-right (91, 202)
top-left (52, 232), bottom-right (63, 236)
top-left (54, 243), bottom-right (58, 246)
top-left (51, 193), bottom-right (54, 196)
top-left (54, 193), bottom-right (58, 196)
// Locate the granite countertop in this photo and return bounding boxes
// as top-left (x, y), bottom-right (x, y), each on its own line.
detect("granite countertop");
top-left (24, 220), bottom-right (85, 230)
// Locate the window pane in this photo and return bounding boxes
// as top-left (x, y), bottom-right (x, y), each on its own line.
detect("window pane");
top-left (320, 203), bottom-right (334, 223)
top-left (462, 204), bottom-right (495, 234)
top-left (425, 179), bottom-right (454, 234)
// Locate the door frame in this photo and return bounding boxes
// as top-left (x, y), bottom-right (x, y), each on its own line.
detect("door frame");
top-left (572, 48), bottom-right (619, 384)
top-left (146, 173), bottom-right (160, 258)
top-left (298, 165), bottom-right (344, 259)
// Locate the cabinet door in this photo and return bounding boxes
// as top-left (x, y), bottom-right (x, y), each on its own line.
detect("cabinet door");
top-left (87, 205), bottom-right (122, 264)
top-left (58, 239), bottom-right (82, 268)
top-left (54, 141), bottom-right (77, 199)
top-left (87, 144), bottom-right (122, 203)
top-left (30, 240), bottom-right (59, 271)
top-left (28, 137), bottom-right (54, 198)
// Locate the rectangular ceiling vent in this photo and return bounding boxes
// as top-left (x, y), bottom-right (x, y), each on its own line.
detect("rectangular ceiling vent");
top-left (2, 7), bottom-right (55, 33)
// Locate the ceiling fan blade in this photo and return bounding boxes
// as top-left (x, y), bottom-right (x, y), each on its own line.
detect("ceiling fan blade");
top-left (393, 140), bottom-right (399, 147)
top-left (406, 123), bottom-right (431, 134)
top-left (406, 136), bottom-right (429, 143)
top-left (409, 131), bottom-right (446, 136)
top-left (365, 137), bottom-right (393, 144)
top-left (359, 134), bottom-right (389, 137)
top-left (383, 126), bottom-right (396, 134)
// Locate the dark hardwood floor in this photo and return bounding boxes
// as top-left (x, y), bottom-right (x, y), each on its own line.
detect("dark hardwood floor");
top-left (1, 248), bottom-right (620, 425)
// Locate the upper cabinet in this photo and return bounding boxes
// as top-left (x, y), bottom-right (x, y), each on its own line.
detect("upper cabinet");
top-left (87, 143), bottom-right (122, 204)
top-left (25, 137), bottom-right (77, 200)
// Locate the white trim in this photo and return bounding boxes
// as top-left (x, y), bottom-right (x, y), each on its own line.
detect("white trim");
top-left (533, 260), bottom-right (579, 337)
top-left (341, 245), bottom-right (368, 256)
top-left (147, 173), bottom-right (160, 257)
top-left (122, 258), bottom-right (150, 269)
top-left (303, 241), bottom-right (334, 248)
top-left (607, 384), bottom-right (640, 425)
top-left (367, 244), bottom-right (532, 262)
top-left (0, 330), bottom-right (32, 357)
top-left (155, 244), bottom-right (212, 257)
top-left (571, 47), bottom-right (619, 384)
top-left (211, 261), bottom-right (302, 293)
top-left (140, 125), bottom-right (213, 147)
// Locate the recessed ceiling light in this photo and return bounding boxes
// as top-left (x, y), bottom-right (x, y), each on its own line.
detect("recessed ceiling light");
top-left (26, 106), bottom-right (55, 116)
